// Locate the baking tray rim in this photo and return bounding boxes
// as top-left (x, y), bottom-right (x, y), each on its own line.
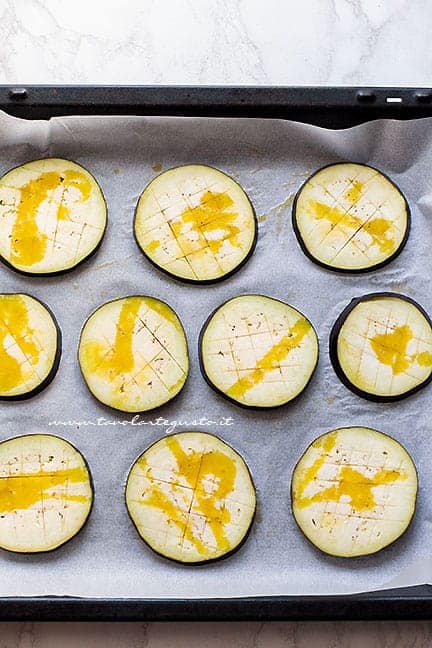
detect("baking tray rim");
top-left (1, 585), bottom-right (432, 621)
top-left (0, 84), bottom-right (431, 620)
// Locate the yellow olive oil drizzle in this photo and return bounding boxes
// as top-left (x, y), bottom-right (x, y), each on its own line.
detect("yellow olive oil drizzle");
top-left (145, 298), bottom-right (180, 327)
top-left (369, 324), bottom-right (432, 375)
top-left (149, 190), bottom-right (241, 256)
top-left (417, 351), bottom-right (432, 366)
top-left (0, 295), bottom-right (39, 391)
top-left (147, 240), bottom-right (160, 253)
top-left (11, 169), bottom-right (92, 267)
top-left (226, 318), bottom-right (311, 400)
top-left (308, 178), bottom-right (395, 254)
top-left (295, 433), bottom-right (407, 512)
top-left (344, 180), bottom-right (363, 203)
top-left (82, 298), bottom-right (140, 381)
top-left (0, 465), bottom-right (89, 513)
top-left (139, 436), bottom-right (237, 557)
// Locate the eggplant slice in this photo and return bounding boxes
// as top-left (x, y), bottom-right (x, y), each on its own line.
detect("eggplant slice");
top-left (0, 434), bottom-right (93, 553)
top-left (330, 293), bottom-right (432, 401)
top-left (291, 426), bottom-right (417, 558)
top-left (78, 296), bottom-right (189, 413)
top-left (0, 158), bottom-right (107, 275)
top-left (0, 293), bottom-right (60, 400)
top-left (126, 431), bottom-right (256, 564)
top-left (199, 294), bottom-right (318, 408)
top-left (134, 164), bottom-right (257, 283)
top-left (292, 163), bottom-right (409, 272)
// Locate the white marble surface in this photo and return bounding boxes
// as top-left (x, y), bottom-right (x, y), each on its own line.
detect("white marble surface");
top-left (0, 0), bottom-right (431, 645)
top-left (0, 0), bottom-right (431, 86)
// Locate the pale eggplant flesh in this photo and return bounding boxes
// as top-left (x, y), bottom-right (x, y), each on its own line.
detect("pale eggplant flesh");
top-left (78, 296), bottom-right (189, 413)
top-left (199, 294), bottom-right (319, 408)
top-left (0, 434), bottom-right (93, 553)
top-left (291, 426), bottom-right (418, 558)
top-left (125, 431), bottom-right (256, 564)
top-left (330, 293), bottom-right (432, 401)
top-left (292, 163), bottom-right (409, 272)
top-left (0, 293), bottom-right (61, 400)
top-left (0, 158), bottom-right (107, 275)
top-left (134, 164), bottom-right (257, 283)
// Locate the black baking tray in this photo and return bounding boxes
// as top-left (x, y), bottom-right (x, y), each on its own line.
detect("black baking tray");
top-left (0, 85), bottom-right (432, 621)
top-left (1, 85), bottom-right (432, 127)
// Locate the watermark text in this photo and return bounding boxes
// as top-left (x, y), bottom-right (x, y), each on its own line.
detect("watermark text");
top-left (48, 415), bottom-right (234, 435)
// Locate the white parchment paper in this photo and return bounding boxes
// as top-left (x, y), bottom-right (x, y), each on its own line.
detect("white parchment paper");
top-left (0, 110), bottom-right (432, 598)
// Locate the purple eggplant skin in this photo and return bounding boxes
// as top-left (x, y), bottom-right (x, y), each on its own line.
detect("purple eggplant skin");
top-left (77, 295), bottom-right (189, 415)
top-left (329, 292), bottom-right (432, 402)
top-left (133, 165), bottom-right (258, 285)
top-left (290, 427), bottom-right (418, 558)
top-left (125, 431), bottom-right (257, 566)
top-left (198, 294), bottom-right (319, 410)
top-left (0, 433), bottom-right (94, 555)
top-left (0, 158), bottom-right (108, 277)
top-left (0, 293), bottom-right (62, 401)
top-left (291, 162), bottom-right (410, 274)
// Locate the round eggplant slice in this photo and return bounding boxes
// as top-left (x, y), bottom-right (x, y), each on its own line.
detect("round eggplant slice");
top-left (199, 295), bottom-right (318, 408)
top-left (292, 163), bottom-right (409, 272)
top-left (0, 434), bottom-right (93, 553)
top-left (78, 296), bottom-right (189, 413)
top-left (291, 427), bottom-right (417, 558)
top-left (330, 293), bottom-right (432, 401)
top-left (126, 431), bottom-right (256, 564)
top-left (134, 164), bottom-right (257, 283)
top-left (0, 293), bottom-right (60, 400)
top-left (0, 158), bottom-right (107, 275)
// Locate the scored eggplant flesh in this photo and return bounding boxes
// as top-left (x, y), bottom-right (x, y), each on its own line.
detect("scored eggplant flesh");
top-left (293, 163), bottom-right (409, 271)
top-left (331, 294), bottom-right (432, 400)
top-left (0, 158), bottom-right (107, 274)
top-left (199, 294), bottom-right (318, 408)
top-left (126, 431), bottom-right (256, 563)
top-left (78, 296), bottom-right (189, 413)
top-left (134, 164), bottom-right (257, 282)
top-left (0, 434), bottom-right (93, 553)
top-left (0, 293), bottom-right (60, 399)
top-left (291, 426), bottom-right (417, 558)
